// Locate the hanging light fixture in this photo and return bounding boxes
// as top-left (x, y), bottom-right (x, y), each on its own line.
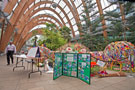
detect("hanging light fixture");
top-left (52, 3), bottom-right (57, 9)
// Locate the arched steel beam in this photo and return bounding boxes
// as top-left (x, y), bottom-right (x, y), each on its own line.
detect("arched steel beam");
top-left (36, 19), bottom-right (59, 29)
top-left (22, 21), bottom-right (58, 39)
top-left (0, 0), bottom-right (32, 52)
top-left (69, 0), bottom-right (82, 33)
top-left (19, 14), bottom-right (62, 35)
top-left (16, 7), bottom-right (65, 29)
top-left (3, 0), bottom-right (19, 14)
top-left (1, 0), bottom-right (82, 52)
top-left (16, 7), bottom-right (65, 34)
top-left (14, 15), bottom-right (62, 46)
top-left (96, 0), bottom-right (107, 38)
top-left (17, 29), bottom-right (43, 51)
top-left (17, 1), bottom-right (75, 37)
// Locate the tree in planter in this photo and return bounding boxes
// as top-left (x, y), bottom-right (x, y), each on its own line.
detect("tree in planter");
top-left (79, 0), bottom-right (107, 51)
top-left (105, 1), bottom-right (135, 43)
top-left (59, 26), bottom-right (71, 42)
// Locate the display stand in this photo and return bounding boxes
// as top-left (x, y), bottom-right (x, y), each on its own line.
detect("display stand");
top-left (13, 55), bottom-right (26, 71)
top-left (78, 54), bottom-right (91, 84)
top-left (63, 53), bottom-right (78, 77)
top-left (53, 53), bottom-right (63, 80)
top-left (53, 53), bottom-right (91, 84)
top-left (27, 47), bottom-right (42, 78)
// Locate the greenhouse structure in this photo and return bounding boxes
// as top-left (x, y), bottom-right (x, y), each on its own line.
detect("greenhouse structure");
top-left (0, 0), bottom-right (135, 90)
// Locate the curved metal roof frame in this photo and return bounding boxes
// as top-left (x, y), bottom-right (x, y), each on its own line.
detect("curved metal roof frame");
top-left (0, 0), bottom-right (119, 52)
top-left (14, 14), bottom-right (63, 46)
top-left (17, 29), bottom-right (43, 51)
top-left (1, 0), bottom-right (84, 51)
top-left (16, 0), bottom-right (78, 36)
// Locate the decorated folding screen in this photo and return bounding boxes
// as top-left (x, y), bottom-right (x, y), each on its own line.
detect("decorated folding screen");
top-left (63, 53), bottom-right (78, 77)
top-left (53, 53), bottom-right (63, 80)
top-left (78, 53), bottom-right (91, 84)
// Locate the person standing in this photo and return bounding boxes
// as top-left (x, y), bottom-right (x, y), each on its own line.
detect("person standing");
top-left (5, 41), bottom-right (16, 65)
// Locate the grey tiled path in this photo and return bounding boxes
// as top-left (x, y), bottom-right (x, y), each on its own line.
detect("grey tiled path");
top-left (0, 55), bottom-right (135, 90)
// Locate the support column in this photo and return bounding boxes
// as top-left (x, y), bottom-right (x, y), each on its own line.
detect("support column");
top-left (96, 0), bottom-right (107, 38)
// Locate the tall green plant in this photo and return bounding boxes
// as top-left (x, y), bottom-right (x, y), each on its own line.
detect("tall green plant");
top-left (79, 0), bottom-right (106, 51)
top-left (59, 26), bottom-right (71, 42)
top-left (105, 2), bottom-right (135, 43)
top-left (38, 23), bottom-right (67, 50)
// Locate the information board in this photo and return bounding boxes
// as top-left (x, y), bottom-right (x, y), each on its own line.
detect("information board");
top-left (53, 53), bottom-right (63, 80)
top-left (53, 53), bottom-right (91, 85)
top-left (63, 53), bottom-right (77, 77)
top-left (78, 54), bottom-right (91, 84)
top-left (27, 47), bottom-right (38, 58)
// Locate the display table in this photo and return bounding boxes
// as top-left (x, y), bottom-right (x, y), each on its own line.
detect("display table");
top-left (13, 54), bottom-right (42, 78)
top-left (13, 54), bottom-right (27, 71)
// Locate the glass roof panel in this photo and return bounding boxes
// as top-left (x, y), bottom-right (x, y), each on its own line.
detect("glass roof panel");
top-left (77, 5), bottom-right (83, 14)
top-left (101, 0), bottom-right (117, 12)
top-left (75, 31), bottom-right (79, 35)
top-left (59, 1), bottom-right (66, 8)
top-left (53, 0), bottom-right (60, 3)
top-left (63, 17), bottom-right (68, 23)
top-left (5, 0), bottom-right (124, 39)
top-left (46, 4), bottom-right (51, 7)
top-left (35, 0), bottom-right (40, 4)
top-left (29, 2), bottom-right (34, 9)
top-left (59, 12), bottom-right (64, 18)
top-left (66, 23), bottom-right (70, 28)
top-left (73, 25), bottom-right (78, 31)
top-left (30, 25), bottom-right (46, 32)
top-left (63, 6), bottom-right (70, 13)
top-left (74, 0), bottom-right (82, 7)
top-left (55, 8), bottom-right (61, 13)
top-left (12, 2), bottom-right (18, 11)
top-left (71, 18), bottom-right (76, 25)
top-left (68, 12), bottom-right (73, 19)
top-left (40, 4), bottom-right (46, 8)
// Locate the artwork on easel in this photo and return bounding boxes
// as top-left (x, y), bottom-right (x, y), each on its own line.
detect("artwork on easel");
top-left (78, 54), bottom-right (91, 84)
top-left (27, 47), bottom-right (38, 58)
top-left (63, 53), bottom-right (77, 77)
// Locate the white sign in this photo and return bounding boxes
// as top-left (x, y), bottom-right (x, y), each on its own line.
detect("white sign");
top-left (27, 47), bottom-right (38, 58)
top-left (97, 60), bottom-right (105, 67)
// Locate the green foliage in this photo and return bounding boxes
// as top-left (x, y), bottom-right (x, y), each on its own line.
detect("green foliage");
top-left (32, 30), bottom-right (38, 36)
top-left (59, 26), bottom-right (71, 42)
top-left (44, 30), bottom-right (67, 50)
top-left (105, 2), bottom-right (135, 43)
top-left (79, 0), bottom-right (106, 51)
top-left (38, 23), bottom-right (67, 50)
top-left (80, 1), bottom-right (135, 51)
top-left (91, 66), bottom-right (100, 74)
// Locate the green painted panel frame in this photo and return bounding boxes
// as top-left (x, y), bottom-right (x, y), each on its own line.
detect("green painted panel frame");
top-left (63, 53), bottom-right (78, 77)
top-left (53, 53), bottom-right (91, 85)
top-left (78, 53), bottom-right (91, 84)
top-left (53, 53), bottom-right (63, 80)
